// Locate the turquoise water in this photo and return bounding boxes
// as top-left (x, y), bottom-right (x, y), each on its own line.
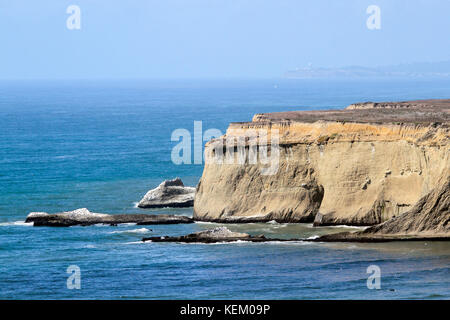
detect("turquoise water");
top-left (0, 79), bottom-right (449, 299)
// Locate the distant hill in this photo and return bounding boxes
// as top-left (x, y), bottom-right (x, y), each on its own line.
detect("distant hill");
top-left (284, 61), bottom-right (450, 79)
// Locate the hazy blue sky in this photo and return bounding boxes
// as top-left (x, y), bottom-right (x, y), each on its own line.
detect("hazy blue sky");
top-left (1, 0), bottom-right (449, 79)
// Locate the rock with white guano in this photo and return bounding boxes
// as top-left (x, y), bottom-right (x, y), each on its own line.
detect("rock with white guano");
top-left (25, 208), bottom-right (193, 227)
top-left (137, 178), bottom-right (196, 208)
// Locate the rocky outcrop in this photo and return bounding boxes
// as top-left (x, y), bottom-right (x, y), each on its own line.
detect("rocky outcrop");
top-left (25, 208), bottom-right (193, 227)
top-left (314, 176), bottom-right (449, 242)
top-left (346, 99), bottom-right (450, 110)
top-left (138, 178), bottom-right (195, 208)
top-left (142, 227), bottom-right (301, 243)
top-left (194, 99), bottom-right (449, 226)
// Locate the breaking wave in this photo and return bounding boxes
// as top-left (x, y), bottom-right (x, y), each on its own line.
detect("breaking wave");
top-left (110, 228), bottom-right (152, 234)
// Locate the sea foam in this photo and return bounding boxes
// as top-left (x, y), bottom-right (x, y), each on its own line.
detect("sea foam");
top-left (0, 221), bottom-right (33, 227)
top-left (110, 228), bottom-right (151, 234)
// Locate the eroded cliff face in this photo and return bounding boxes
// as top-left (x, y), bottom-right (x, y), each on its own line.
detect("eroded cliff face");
top-left (316, 176), bottom-right (449, 241)
top-left (194, 100), bottom-right (449, 226)
top-left (363, 175), bottom-right (449, 236)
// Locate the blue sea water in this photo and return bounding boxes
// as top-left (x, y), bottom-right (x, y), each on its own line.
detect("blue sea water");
top-left (0, 79), bottom-right (449, 299)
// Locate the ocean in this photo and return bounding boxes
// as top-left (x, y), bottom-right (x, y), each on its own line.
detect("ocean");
top-left (0, 79), bottom-right (449, 299)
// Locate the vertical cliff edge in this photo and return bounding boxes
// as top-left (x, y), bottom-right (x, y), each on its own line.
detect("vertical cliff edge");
top-left (194, 99), bottom-right (449, 226)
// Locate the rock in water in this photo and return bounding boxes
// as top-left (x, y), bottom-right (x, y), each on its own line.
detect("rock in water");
top-left (25, 208), bottom-right (193, 227)
top-left (142, 226), bottom-right (303, 243)
top-left (137, 178), bottom-right (196, 208)
top-left (191, 227), bottom-right (250, 239)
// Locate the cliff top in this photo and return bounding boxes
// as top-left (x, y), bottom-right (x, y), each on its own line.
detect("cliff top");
top-left (250, 99), bottom-right (450, 125)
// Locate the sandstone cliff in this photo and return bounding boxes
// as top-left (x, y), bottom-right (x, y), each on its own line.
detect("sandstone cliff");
top-left (194, 99), bottom-right (449, 226)
top-left (316, 176), bottom-right (449, 241)
top-left (361, 175), bottom-right (449, 236)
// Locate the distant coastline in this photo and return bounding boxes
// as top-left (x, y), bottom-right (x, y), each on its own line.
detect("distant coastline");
top-left (284, 61), bottom-right (450, 79)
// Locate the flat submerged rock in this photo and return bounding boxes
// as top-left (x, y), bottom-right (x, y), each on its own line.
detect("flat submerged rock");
top-left (25, 208), bottom-right (193, 227)
top-left (142, 227), bottom-right (302, 243)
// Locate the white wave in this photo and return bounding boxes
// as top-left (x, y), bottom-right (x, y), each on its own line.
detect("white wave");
top-left (322, 225), bottom-right (368, 230)
top-left (123, 241), bottom-right (146, 245)
top-left (266, 221), bottom-right (289, 228)
top-left (0, 221), bottom-right (33, 227)
top-left (54, 155), bottom-right (77, 160)
top-left (264, 241), bottom-right (308, 245)
top-left (133, 202), bottom-right (139, 208)
top-left (209, 240), bottom-right (251, 245)
top-left (194, 221), bottom-right (220, 225)
top-left (137, 240), bottom-right (251, 245)
top-left (306, 235), bottom-right (320, 240)
top-left (179, 240), bottom-right (311, 246)
top-left (177, 240), bottom-right (252, 245)
top-left (110, 228), bottom-right (151, 234)
top-left (305, 223), bottom-right (368, 230)
top-left (272, 224), bottom-right (288, 229)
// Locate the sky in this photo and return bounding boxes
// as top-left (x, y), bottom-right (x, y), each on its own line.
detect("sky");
top-left (0, 0), bottom-right (449, 79)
